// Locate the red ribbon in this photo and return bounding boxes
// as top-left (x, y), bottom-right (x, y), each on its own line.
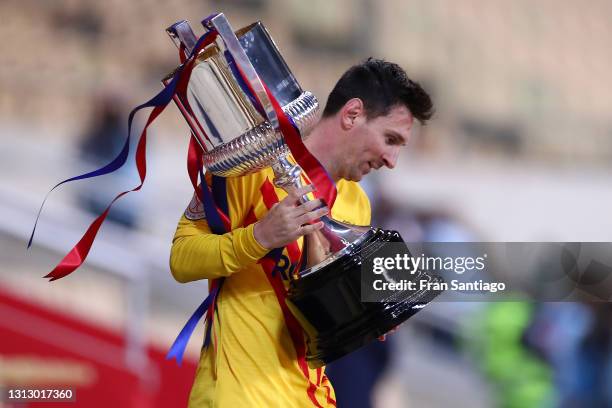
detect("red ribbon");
top-left (231, 63), bottom-right (337, 208)
top-left (265, 84), bottom-right (337, 208)
top-left (258, 180), bottom-right (335, 407)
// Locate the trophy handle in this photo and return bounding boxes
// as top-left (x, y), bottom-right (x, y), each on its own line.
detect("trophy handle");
top-left (166, 20), bottom-right (198, 55)
top-left (203, 13), bottom-right (280, 130)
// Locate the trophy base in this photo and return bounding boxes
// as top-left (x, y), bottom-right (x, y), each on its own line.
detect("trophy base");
top-left (286, 228), bottom-right (445, 369)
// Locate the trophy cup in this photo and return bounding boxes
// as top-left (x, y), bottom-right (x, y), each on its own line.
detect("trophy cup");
top-left (164, 13), bottom-right (444, 368)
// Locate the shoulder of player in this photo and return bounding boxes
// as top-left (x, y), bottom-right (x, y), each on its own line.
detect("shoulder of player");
top-left (336, 179), bottom-right (368, 200)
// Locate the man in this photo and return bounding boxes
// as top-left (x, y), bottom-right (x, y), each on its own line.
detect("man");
top-left (170, 58), bottom-right (433, 407)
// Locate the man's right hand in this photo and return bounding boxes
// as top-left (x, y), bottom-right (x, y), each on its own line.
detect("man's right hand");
top-left (253, 185), bottom-right (329, 250)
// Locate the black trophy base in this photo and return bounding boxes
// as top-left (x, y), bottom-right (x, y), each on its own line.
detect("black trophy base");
top-left (285, 228), bottom-right (445, 368)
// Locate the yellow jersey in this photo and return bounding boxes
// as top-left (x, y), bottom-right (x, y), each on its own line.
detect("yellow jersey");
top-left (170, 166), bottom-right (371, 407)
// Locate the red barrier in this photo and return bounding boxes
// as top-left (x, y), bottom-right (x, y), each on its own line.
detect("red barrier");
top-left (0, 286), bottom-right (197, 407)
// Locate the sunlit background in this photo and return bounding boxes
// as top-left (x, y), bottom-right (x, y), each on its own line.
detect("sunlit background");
top-left (1, 0), bottom-right (612, 407)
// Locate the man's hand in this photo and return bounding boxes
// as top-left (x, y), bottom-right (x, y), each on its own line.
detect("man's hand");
top-left (253, 185), bottom-right (329, 249)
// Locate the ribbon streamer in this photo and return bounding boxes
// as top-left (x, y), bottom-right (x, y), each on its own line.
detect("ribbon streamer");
top-left (31, 30), bottom-right (219, 280)
top-left (165, 284), bottom-right (220, 366)
top-left (166, 147), bottom-right (228, 364)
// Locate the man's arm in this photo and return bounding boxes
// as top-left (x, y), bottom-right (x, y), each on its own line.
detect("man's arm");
top-left (170, 217), bottom-right (269, 283)
top-left (170, 184), bottom-right (328, 283)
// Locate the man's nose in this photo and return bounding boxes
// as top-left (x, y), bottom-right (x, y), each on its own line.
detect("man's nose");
top-left (382, 148), bottom-right (400, 169)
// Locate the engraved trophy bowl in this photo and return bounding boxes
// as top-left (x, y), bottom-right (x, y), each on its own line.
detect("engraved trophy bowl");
top-left (164, 13), bottom-right (444, 369)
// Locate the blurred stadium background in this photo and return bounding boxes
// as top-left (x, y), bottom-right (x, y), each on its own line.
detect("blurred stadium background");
top-left (1, 0), bottom-right (612, 407)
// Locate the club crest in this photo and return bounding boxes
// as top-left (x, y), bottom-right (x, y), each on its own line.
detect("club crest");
top-left (184, 193), bottom-right (206, 220)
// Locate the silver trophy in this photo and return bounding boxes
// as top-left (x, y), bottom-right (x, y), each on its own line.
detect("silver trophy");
top-left (164, 13), bottom-right (443, 368)
top-left (164, 16), bottom-right (318, 177)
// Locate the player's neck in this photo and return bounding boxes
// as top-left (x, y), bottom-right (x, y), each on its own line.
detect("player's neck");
top-left (304, 117), bottom-right (342, 181)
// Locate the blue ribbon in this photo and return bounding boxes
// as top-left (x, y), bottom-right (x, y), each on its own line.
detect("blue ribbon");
top-left (203, 280), bottom-right (222, 349)
top-left (198, 166), bottom-right (226, 235)
top-left (212, 175), bottom-right (229, 217)
top-left (166, 284), bottom-right (221, 366)
top-left (166, 164), bottom-right (228, 364)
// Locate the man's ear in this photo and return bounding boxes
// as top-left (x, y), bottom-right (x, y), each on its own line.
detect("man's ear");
top-left (340, 98), bottom-right (365, 130)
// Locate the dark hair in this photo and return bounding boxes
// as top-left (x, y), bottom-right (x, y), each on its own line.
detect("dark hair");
top-left (322, 58), bottom-right (434, 124)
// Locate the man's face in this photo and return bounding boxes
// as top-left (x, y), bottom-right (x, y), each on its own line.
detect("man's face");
top-left (340, 104), bottom-right (414, 182)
